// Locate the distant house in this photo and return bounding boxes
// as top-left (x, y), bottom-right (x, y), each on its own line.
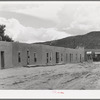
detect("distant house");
top-left (85, 49), bottom-right (100, 62)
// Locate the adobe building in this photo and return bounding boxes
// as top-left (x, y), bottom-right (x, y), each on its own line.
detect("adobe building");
top-left (0, 41), bottom-right (12, 69)
top-left (0, 41), bottom-right (85, 69)
top-left (85, 49), bottom-right (100, 62)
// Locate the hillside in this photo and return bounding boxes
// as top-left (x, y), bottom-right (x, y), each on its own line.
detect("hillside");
top-left (36, 31), bottom-right (100, 49)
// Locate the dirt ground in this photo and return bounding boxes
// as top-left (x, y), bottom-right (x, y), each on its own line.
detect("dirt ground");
top-left (0, 62), bottom-right (100, 90)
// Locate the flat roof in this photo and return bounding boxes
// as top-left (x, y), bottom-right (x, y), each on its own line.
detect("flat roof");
top-left (95, 52), bottom-right (100, 54)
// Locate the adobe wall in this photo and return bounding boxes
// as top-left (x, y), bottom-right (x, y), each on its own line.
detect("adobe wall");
top-left (54, 46), bottom-right (66, 64)
top-left (12, 42), bottom-right (43, 67)
top-left (77, 47), bottom-right (85, 62)
top-left (0, 41), bottom-right (85, 69)
top-left (0, 41), bottom-right (13, 69)
top-left (65, 47), bottom-right (84, 63)
top-left (41, 45), bottom-right (84, 65)
top-left (41, 45), bottom-right (66, 65)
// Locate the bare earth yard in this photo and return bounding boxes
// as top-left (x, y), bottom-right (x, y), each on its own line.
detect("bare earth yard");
top-left (0, 62), bottom-right (100, 90)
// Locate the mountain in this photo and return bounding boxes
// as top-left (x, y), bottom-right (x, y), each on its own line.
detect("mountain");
top-left (0, 11), bottom-right (56, 28)
top-left (36, 31), bottom-right (100, 49)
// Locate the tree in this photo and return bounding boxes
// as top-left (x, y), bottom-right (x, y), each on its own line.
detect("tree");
top-left (0, 25), bottom-right (13, 42)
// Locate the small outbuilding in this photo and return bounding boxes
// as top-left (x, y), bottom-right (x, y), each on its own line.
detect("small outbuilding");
top-left (85, 49), bottom-right (100, 62)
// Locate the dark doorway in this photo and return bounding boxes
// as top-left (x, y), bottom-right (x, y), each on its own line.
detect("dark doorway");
top-left (46, 53), bottom-right (49, 64)
top-left (61, 54), bottom-right (63, 61)
top-left (70, 54), bottom-right (71, 62)
top-left (86, 54), bottom-right (92, 61)
top-left (1, 51), bottom-right (4, 69)
top-left (27, 51), bottom-right (30, 65)
top-left (56, 52), bottom-right (59, 63)
top-left (18, 52), bottom-right (21, 63)
top-left (93, 54), bottom-right (100, 61)
top-left (34, 53), bottom-right (37, 63)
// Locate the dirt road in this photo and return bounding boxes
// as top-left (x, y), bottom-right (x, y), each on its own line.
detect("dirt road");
top-left (0, 62), bottom-right (100, 90)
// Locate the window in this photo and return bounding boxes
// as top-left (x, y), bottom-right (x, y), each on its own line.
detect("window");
top-left (34, 53), bottom-right (37, 63)
top-left (27, 51), bottom-right (29, 57)
top-left (50, 52), bottom-right (52, 61)
top-left (47, 53), bottom-right (49, 57)
top-left (18, 52), bottom-right (21, 63)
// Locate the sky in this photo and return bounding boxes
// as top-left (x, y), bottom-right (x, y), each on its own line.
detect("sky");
top-left (0, 1), bottom-right (100, 43)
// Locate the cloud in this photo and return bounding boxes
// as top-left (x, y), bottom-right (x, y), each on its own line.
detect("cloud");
top-left (16, 2), bottom-right (64, 21)
top-left (1, 2), bottom-right (100, 37)
top-left (0, 2), bottom-right (64, 22)
top-left (0, 2), bottom-right (42, 11)
top-left (0, 17), bottom-right (70, 43)
top-left (57, 2), bottom-right (100, 35)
